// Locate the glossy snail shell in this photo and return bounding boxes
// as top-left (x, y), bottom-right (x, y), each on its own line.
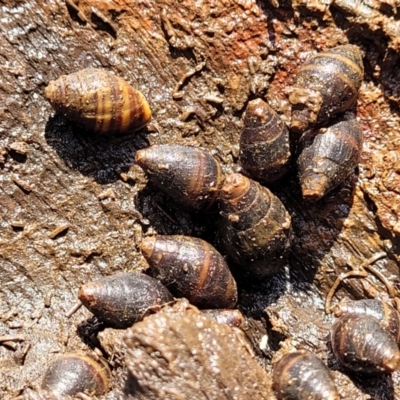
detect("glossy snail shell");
top-left (332, 298), bottom-right (400, 345)
top-left (44, 68), bottom-right (151, 134)
top-left (272, 351), bottom-right (340, 400)
top-left (78, 272), bottom-right (174, 328)
top-left (202, 309), bottom-right (244, 328)
top-left (41, 353), bottom-right (111, 396)
top-left (288, 44), bottom-right (364, 133)
top-left (297, 113), bottom-right (363, 201)
top-left (141, 235), bottom-right (238, 309)
top-left (239, 98), bottom-right (291, 183)
top-left (135, 144), bottom-right (224, 210)
top-left (219, 173), bottom-right (291, 281)
top-left (331, 314), bottom-right (400, 374)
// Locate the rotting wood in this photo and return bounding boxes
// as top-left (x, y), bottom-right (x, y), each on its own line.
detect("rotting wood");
top-left (0, 0), bottom-right (399, 399)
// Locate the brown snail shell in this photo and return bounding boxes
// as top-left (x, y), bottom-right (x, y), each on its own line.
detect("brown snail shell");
top-left (272, 351), bottom-right (340, 400)
top-left (41, 353), bottom-right (111, 396)
top-left (239, 98), bottom-right (291, 183)
top-left (44, 68), bottom-right (151, 134)
top-left (201, 309), bottom-right (244, 328)
top-left (331, 314), bottom-right (400, 374)
top-left (78, 272), bottom-right (173, 328)
top-left (135, 144), bottom-right (224, 211)
top-left (332, 298), bottom-right (400, 345)
top-left (297, 113), bottom-right (363, 201)
top-left (288, 44), bottom-right (364, 133)
top-left (219, 173), bottom-right (291, 281)
top-left (141, 235), bottom-right (238, 309)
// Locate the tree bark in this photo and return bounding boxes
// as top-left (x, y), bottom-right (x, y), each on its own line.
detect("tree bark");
top-left (0, 0), bottom-right (399, 398)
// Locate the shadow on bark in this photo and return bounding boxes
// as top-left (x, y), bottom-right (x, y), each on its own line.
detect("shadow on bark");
top-left (44, 114), bottom-right (148, 184)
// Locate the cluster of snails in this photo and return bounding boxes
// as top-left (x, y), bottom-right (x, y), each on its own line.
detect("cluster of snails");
top-left (78, 236), bottom-right (241, 328)
top-left (272, 298), bottom-right (400, 400)
top-left (42, 43), bottom-right (372, 397)
top-left (38, 267), bottom-right (243, 397)
top-left (241, 44), bottom-right (364, 202)
top-left (39, 270), bottom-right (244, 397)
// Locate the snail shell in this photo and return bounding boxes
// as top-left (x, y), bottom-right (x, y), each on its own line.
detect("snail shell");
top-left (41, 353), bottom-right (111, 396)
top-left (141, 235), bottom-right (238, 309)
top-left (219, 173), bottom-right (291, 280)
top-left (239, 98), bottom-right (291, 183)
top-left (297, 113), bottom-right (363, 201)
top-left (331, 314), bottom-right (400, 374)
top-left (272, 351), bottom-right (340, 400)
top-left (78, 272), bottom-right (174, 328)
top-left (44, 68), bottom-right (151, 134)
top-left (288, 44), bottom-right (364, 133)
top-left (135, 144), bottom-right (224, 210)
top-left (332, 298), bottom-right (400, 345)
top-left (201, 309), bottom-right (244, 328)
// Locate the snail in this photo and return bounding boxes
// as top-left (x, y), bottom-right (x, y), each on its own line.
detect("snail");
top-left (141, 235), bottom-right (238, 309)
top-left (239, 98), bottom-right (291, 183)
top-left (135, 144), bottom-right (224, 210)
top-left (287, 44), bottom-right (364, 133)
top-left (219, 173), bottom-right (291, 281)
top-left (332, 298), bottom-right (400, 344)
top-left (331, 313), bottom-right (400, 374)
top-left (41, 353), bottom-right (111, 397)
top-left (44, 68), bottom-right (151, 134)
top-left (297, 113), bottom-right (363, 201)
top-left (78, 272), bottom-right (173, 328)
top-left (201, 309), bottom-right (244, 328)
top-left (272, 351), bottom-right (340, 400)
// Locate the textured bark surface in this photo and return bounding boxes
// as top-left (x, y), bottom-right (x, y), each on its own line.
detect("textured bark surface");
top-left (0, 0), bottom-right (400, 399)
top-left (123, 299), bottom-right (274, 399)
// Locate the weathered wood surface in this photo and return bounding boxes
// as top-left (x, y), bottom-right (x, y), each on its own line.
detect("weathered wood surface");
top-left (0, 0), bottom-right (399, 398)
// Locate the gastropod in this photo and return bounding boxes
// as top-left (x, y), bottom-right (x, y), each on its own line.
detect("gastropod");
top-left (287, 44), bottom-right (364, 133)
top-left (44, 68), bottom-right (151, 134)
top-left (273, 351), bottom-right (340, 400)
top-left (135, 144), bottom-right (224, 211)
top-left (201, 309), bottom-right (244, 328)
top-left (78, 272), bottom-right (173, 328)
top-left (297, 113), bottom-right (363, 201)
top-left (239, 98), bottom-right (291, 183)
top-left (41, 353), bottom-right (111, 397)
top-left (219, 173), bottom-right (291, 281)
top-left (332, 298), bottom-right (400, 344)
top-left (331, 313), bottom-right (400, 374)
top-left (141, 235), bottom-right (238, 309)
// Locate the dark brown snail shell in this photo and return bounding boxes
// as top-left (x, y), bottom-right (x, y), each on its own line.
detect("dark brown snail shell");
top-left (219, 173), bottom-right (291, 281)
top-left (331, 314), bottom-right (400, 374)
top-left (332, 298), bottom-right (400, 345)
top-left (288, 44), bottom-right (364, 133)
top-left (135, 144), bottom-right (224, 211)
top-left (78, 272), bottom-right (173, 328)
top-left (41, 353), bottom-right (111, 397)
top-left (201, 309), bottom-right (244, 328)
top-left (141, 235), bottom-right (238, 309)
top-left (239, 98), bottom-right (291, 183)
top-left (272, 351), bottom-right (340, 400)
top-left (297, 113), bottom-right (363, 201)
top-left (44, 68), bottom-right (151, 134)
